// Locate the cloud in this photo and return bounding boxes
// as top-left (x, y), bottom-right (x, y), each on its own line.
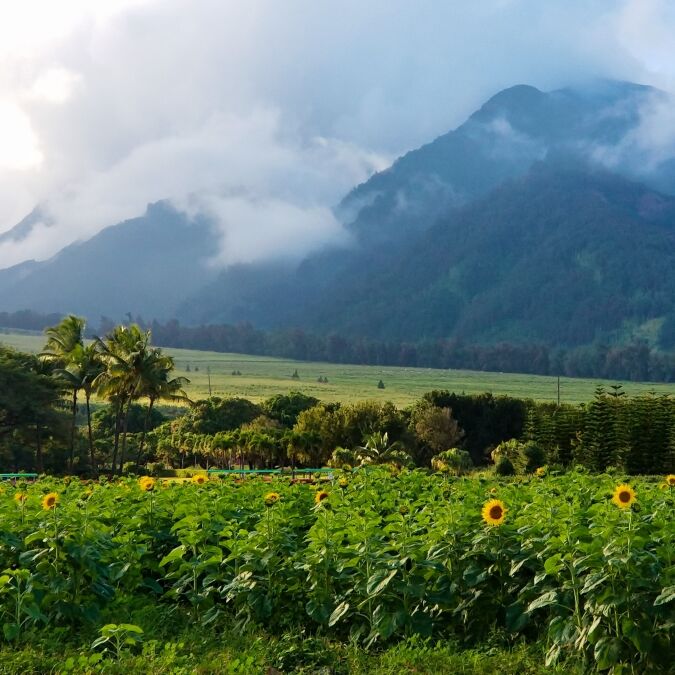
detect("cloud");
top-left (0, 0), bottom-right (674, 269)
top-left (589, 89), bottom-right (675, 173)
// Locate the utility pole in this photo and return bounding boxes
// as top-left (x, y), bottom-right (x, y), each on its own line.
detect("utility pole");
top-left (207, 366), bottom-right (212, 397)
top-left (557, 375), bottom-right (560, 407)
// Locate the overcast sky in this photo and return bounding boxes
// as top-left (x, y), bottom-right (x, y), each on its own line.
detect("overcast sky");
top-left (1, 0), bottom-right (674, 268)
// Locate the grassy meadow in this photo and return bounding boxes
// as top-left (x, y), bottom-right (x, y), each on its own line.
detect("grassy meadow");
top-left (3, 329), bottom-right (675, 406)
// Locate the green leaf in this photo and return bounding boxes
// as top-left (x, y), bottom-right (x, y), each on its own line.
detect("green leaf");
top-left (2, 623), bottom-right (19, 641)
top-left (527, 590), bottom-right (558, 612)
top-left (159, 545), bottom-right (187, 567)
top-left (544, 554), bottom-right (562, 576)
top-left (505, 602), bottom-right (529, 632)
top-left (328, 601), bottom-right (350, 626)
top-left (654, 586), bottom-right (675, 606)
top-left (367, 569), bottom-right (397, 596)
top-left (594, 636), bottom-right (622, 670)
top-left (621, 618), bottom-right (652, 654)
top-left (91, 636), bottom-right (109, 650)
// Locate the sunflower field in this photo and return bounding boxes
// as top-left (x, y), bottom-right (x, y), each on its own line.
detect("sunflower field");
top-left (0, 469), bottom-right (672, 673)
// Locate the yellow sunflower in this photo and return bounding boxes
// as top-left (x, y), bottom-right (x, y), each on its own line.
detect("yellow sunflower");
top-left (612, 484), bottom-right (636, 509)
top-left (481, 499), bottom-right (507, 526)
top-left (314, 490), bottom-right (329, 505)
top-left (42, 492), bottom-right (59, 510)
top-left (338, 478), bottom-right (349, 489)
top-left (139, 476), bottom-right (155, 492)
top-left (666, 474), bottom-right (675, 488)
top-left (191, 474), bottom-right (207, 485)
top-left (264, 491), bottom-right (281, 507)
top-left (535, 466), bottom-right (547, 477)
top-left (14, 492), bottom-right (27, 504)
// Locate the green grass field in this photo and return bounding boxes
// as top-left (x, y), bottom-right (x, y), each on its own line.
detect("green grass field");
top-left (3, 329), bottom-right (675, 405)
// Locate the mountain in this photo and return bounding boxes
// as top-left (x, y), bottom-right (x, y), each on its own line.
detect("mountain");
top-left (0, 202), bottom-right (220, 319)
top-left (3, 80), bottom-right (675, 350)
top-left (300, 160), bottom-right (675, 345)
top-left (338, 80), bottom-right (663, 246)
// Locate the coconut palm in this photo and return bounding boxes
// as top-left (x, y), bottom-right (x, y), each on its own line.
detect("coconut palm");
top-left (94, 325), bottom-right (152, 474)
top-left (41, 315), bottom-right (85, 471)
top-left (212, 431), bottom-right (238, 469)
top-left (135, 352), bottom-right (190, 466)
top-left (74, 344), bottom-right (105, 473)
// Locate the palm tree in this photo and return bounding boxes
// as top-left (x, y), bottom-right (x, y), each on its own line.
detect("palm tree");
top-left (356, 431), bottom-right (413, 468)
top-left (135, 352), bottom-right (190, 466)
top-left (41, 315), bottom-right (85, 472)
top-left (285, 429), bottom-right (320, 476)
top-left (94, 325), bottom-right (150, 474)
top-left (212, 431), bottom-right (238, 469)
top-left (72, 344), bottom-right (105, 474)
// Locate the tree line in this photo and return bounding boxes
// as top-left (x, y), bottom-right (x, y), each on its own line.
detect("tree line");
top-left (3, 309), bottom-right (675, 382)
top-left (2, 317), bottom-right (673, 475)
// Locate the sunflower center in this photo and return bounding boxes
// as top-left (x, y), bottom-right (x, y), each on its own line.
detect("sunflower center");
top-left (619, 491), bottom-right (630, 503)
top-left (489, 505), bottom-right (503, 520)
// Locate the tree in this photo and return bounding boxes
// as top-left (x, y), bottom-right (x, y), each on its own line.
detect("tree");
top-left (180, 397), bottom-right (260, 436)
top-left (262, 392), bottom-right (319, 427)
top-left (293, 404), bottom-right (342, 466)
top-left (135, 352), bottom-right (190, 465)
top-left (0, 347), bottom-right (67, 472)
top-left (41, 315), bottom-right (85, 471)
top-left (94, 325), bottom-right (176, 473)
top-left (285, 429), bottom-right (321, 473)
top-left (58, 344), bottom-right (105, 474)
top-left (412, 402), bottom-right (464, 465)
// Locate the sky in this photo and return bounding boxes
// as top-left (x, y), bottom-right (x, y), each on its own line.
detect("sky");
top-left (0, 0), bottom-right (674, 269)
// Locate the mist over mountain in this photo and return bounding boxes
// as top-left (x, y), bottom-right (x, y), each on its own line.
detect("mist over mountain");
top-left (0, 202), bottom-right (220, 319)
top-left (3, 80), bottom-right (675, 351)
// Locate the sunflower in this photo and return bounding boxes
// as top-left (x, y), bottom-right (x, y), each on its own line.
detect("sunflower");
top-left (42, 492), bottom-right (59, 510)
top-left (264, 492), bottom-right (281, 507)
top-left (191, 474), bottom-right (207, 485)
top-left (14, 492), bottom-right (27, 503)
top-left (338, 478), bottom-right (349, 489)
top-left (315, 490), bottom-right (329, 505)
top-left (481, 499), bottom-right (507, 526)
top-left (535, 466), bottom-right (547, 478)
top-left (612, 484), bottom-right (636, 509)
top-left (666, 474), bottom-right (675, 487)
top-left (139, 476), bottom-right (155, 492)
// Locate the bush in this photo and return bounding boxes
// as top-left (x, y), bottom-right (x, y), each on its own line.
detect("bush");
top-left (491, 439), bottom-right (521, 464)
top-left (146, 461), bottom-right (168, 477)
top-left (517, 443), bottom-right (547, 474)
top-left (495, 456), bottom-right (516, 476)
top-left (431, 448), bottom-right (473, 475)
top-left (122, 462), bottom-right (140, 476)
top-left (157, 467), bottom-right (207, 478)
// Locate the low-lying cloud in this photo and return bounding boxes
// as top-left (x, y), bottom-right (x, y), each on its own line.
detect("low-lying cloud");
top-left (0, 0), bottom-right (674, 270)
